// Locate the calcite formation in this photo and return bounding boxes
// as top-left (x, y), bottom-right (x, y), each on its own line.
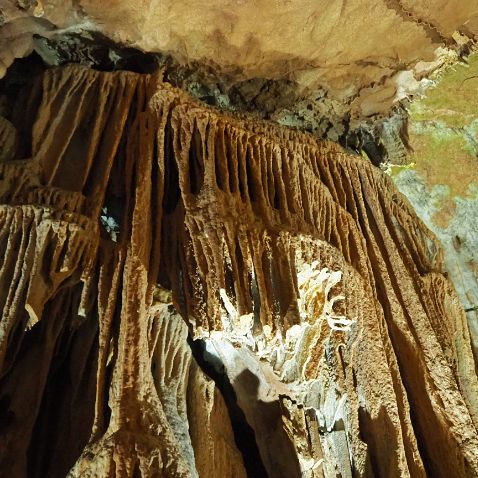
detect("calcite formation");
top-left (2, 0), bottom-right (478, 136)
top-left (389, 52), bottom-right (478, 370)
top-left (0, 64), bottom-right (477, 477)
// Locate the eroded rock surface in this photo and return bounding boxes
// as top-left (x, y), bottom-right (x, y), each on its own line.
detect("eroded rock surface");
top-left (389, 53), bottom-right (478, 377)
top-left (1, 0), bottom-right (478, 154)
top-left (0, 64), bottom-right (477, 477)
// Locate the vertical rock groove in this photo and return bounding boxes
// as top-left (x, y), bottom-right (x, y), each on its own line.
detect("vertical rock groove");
top-left (0, 64), bottom-right (477, 477)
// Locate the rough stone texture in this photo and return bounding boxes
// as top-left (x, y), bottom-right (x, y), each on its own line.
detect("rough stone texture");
top-left (187, 358), bottom-right (247, 478)
top-left (391, 52), bottom-right (478, 377)
top-left (0, 64), bottom-right (477, 477)
top-left (1, 0), bottom-right (477, 152)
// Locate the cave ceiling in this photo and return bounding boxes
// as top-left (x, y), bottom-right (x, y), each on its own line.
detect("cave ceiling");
top-left (2, 0), bottom-right (478, 153)
top-left (1, 2), bottom-right (478, 477)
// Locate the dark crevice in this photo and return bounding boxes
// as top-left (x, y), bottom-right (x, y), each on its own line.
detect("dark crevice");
top-left (214, 130), bottom-right (226, 191)
top-left (250, 272), bottom-right (262, 335)
top-left (237, 140), bottom-right (247, 202)
top-left (188, 125), bottom-right (205, 195)
top-left (162, 119), bottom-right (181, 214)
top-left (34, 32), bottom-right (161, 74)
top-left (245, 146), bottom-right (256, 202)
top-left (0, 52), bottom-right (46, 159)
top-left (380, 0), bottom-right (449, 45)
top-left (187, 337), bottom-right (269, 478)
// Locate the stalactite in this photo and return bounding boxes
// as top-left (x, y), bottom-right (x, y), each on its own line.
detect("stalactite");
top-left (0, 64), bottom-right (477, 477)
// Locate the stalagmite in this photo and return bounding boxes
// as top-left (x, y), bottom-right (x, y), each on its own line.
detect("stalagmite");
top-left (0, 64), bottom-right (477, 477)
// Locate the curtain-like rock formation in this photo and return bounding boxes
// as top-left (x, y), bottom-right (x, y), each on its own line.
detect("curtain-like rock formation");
top-left (2, 0), bottom-right (478, 156)
top-left (0, 64), bottom-right (477, 477)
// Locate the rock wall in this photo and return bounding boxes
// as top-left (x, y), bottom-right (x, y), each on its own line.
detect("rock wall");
top-left (0, 64), bottom-right (477, 477)
top-left (2, 0), bottom-right (478, 155)
top-left (389, 53), bottom-right (478, 371)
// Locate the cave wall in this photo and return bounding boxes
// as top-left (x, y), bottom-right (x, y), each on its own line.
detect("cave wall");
top-left (2, 0), bottom-right (478, 152)
top-left (388, 53), bottom-right (478, 369)
top-left (0, 64), bottom-right (477, 477)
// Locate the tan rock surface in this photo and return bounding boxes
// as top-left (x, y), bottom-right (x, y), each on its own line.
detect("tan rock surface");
top-left (0, 64), bottom-right (477, 477)
top-left (66, 0), bottom-right (478, 93)
top-left (1, 0), bottom-right (478, 119)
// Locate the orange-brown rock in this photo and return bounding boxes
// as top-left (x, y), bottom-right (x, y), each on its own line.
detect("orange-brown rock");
top-left (0, 64), bottom-right (477, 477)
top-left (2, 0), bottom-right (478, 121)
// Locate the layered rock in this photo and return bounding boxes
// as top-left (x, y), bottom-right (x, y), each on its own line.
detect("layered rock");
top-left (2, 0), bottom-right (478, 147)
top-left (0, 64), bottom-right (477, 477)
top-left (389, 52), bottom-right (478, 372)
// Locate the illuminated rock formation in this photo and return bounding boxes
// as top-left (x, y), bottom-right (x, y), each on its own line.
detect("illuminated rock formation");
top-left (2, 0), bottom-right (478, 142)
top-left (0, 64), bottom-right (477, 477)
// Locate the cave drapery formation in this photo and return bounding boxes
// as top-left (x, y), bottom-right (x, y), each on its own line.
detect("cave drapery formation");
top-left (0, 64), bottom-right (478, 478)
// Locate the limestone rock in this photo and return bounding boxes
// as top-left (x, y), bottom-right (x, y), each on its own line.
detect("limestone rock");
top-left (0, 64), bottom-right (477, 477)
top-left (1, 1), bottom-right (478, 132)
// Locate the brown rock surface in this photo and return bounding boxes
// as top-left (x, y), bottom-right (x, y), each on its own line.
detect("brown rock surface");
top-left (0, 64), bottom-right (477, 477)
top-left (1, 0), bottom-right (478, 124)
